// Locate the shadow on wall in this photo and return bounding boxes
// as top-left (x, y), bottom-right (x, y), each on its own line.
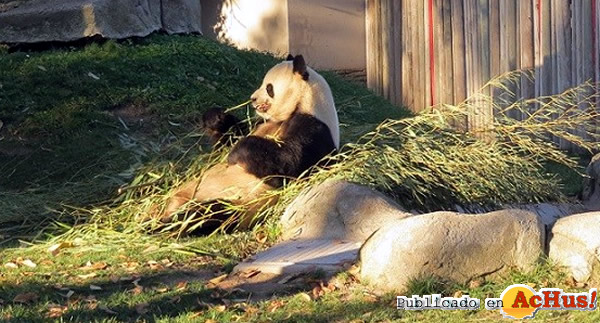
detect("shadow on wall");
top-left (201, 0), bottom-right (288, 56)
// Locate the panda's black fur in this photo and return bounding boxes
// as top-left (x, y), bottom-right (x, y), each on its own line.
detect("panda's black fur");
top-left (202, 107), bottom-right (247, 147)
top-left (202, 108), bottom-right (336, 188)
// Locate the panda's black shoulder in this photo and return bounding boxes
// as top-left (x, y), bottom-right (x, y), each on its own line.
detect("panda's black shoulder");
top-left (227, 112), bottom-right (336, 186)
top-left (282, 112), bottom-right (336, 171)
top-left (284, 113), bottom-right (334, 141)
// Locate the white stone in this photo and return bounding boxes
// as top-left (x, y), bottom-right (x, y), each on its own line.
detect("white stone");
top-left (280, 180), bottom-right (412, 241)
top-left (233, 239), bottom-right (361, 275)
top-left (359, 209), bottom-right (545, 292)
top-left (548, 211), bottom-right (600, 282)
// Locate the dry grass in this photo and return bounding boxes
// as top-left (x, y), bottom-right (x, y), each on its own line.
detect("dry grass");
top-left (6, 71), bottom-right (600, 244)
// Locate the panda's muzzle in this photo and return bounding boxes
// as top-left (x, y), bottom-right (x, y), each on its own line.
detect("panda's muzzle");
top-left (254, 103), bottom-right (270, 113)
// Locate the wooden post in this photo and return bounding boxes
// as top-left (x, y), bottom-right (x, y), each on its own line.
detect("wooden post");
top-left (402, 0), bottom-right (414, 109)
top-left (442, 0), bottom-right (454, 105)
top-left (499, 0), bottom-right (518, 119)
top-left (478, 0), bottom-right (491, 132)
top-left (552, 0), bottom-right (572, 149)
top-left (451, 0), bottom-right (466, 106)
top-left (519, 0), bottom-right (535, 115)
top-left (366, 0), bottom-right (382, 96)
top-left (413, 0), bottom-right (425, 111)
top-left (392, 1), bottom-right (403, 106)
top-left (434, 0), bottom-right (444, 106)
top-left (381, 0), bottom-right (393, 100)
top-left (423, 0), bottom-right (431, 110)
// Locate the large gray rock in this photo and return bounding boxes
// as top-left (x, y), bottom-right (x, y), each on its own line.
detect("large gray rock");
top-left (359, 210), bottom-right (545, 293)
top-left (280, 180), bottom-right (411, 241)
top-left (582, 153), bottom-right (600, 210)
top-left (0, 0), bottom-right (201, 44)
top-left (548, 211), bottom-right (600, 282)
top-left (162, 0), bottom-right (202, 34)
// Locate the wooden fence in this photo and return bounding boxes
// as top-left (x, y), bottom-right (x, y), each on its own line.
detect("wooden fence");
top-left (366, 0), bottom-right (600, 147)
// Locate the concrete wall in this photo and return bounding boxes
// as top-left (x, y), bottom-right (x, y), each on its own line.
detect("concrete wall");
top-left (287, 0), bottom-right (365, 70)
top-left (200, 0), bottom-right (365, 70)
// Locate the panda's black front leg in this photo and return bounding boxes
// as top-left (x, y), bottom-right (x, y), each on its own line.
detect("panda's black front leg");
top-left (227, 136), bottom-right (298, 187)
top-left (202, 107), bottom-right (247, 148)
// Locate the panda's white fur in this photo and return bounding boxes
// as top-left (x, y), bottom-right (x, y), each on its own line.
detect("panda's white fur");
top-left (250, 60), bottom-right (340, 149)
top-left (158, 55), bottom-right (339, 231)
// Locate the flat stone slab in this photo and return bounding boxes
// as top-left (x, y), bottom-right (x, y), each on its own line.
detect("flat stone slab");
top-left (234, 239), bottom-right (361, 275)
top-left (0, 0), bottom-right (201, 44)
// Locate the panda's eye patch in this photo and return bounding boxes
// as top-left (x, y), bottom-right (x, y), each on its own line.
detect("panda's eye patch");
top-left (266, 83), bottom-right (274, 98)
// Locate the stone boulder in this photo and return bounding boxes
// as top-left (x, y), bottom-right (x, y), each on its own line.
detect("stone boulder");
top-left (582, 153), bottom-right (600, 210)
top-left (280, 180), bottom-right (411, 241)
top-left (548, 211), bottom-right (600, 282)
top-left (162, 0), bottom-right (202, 34)
top-left (0, 0), bottom-right (201, 44)
top-left (359, 210), bottom-right (545, 293)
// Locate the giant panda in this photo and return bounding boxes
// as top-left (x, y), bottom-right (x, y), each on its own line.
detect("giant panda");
top-left (158, 55), bottom-right (339, 232)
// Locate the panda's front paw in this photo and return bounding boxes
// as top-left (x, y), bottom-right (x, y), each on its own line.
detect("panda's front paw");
top-left (202, 107), bottom-right (245, 146)
top-left (202, 107), bottom-right (230, 133)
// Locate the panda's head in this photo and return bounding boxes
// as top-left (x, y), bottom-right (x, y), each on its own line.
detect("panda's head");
top-left (250, 55), bottom-right (340, 149)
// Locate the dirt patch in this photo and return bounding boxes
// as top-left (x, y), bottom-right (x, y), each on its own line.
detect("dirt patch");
top-left (104, 103), bottom-right (160, 135)
top-left (214, 270), bottom-right (336, 301)
top-left (107, 103), bottom-right (153, 124)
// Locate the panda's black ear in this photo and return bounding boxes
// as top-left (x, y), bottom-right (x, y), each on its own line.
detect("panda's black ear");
top-left (292, 55), bottom-right (309, 81)
top-left (286, 54), bottom-right (294, 61)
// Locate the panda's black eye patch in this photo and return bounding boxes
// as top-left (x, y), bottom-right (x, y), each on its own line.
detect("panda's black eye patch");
top-left (266, 83), bottom-right (274, 98)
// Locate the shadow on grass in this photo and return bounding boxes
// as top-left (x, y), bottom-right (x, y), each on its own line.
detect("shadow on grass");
top-left (1, 268), bottom-right (217, 322)
top-left (0, 266), bottom-right (400, 322)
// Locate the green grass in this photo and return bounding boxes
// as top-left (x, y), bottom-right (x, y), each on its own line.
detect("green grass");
top-left (1, 248), bottom-right (599, 322)
top-left (0, 34), bottom-right (595, 321)
top-left (0, 34), bottom-right (406, 239)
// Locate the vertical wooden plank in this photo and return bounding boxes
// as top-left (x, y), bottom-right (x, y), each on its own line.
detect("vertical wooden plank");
top-left (412, 0), bottom-right (424, 111)
top-left (579, 1), bottom-right (594, 86)
top-left (381, 0), bottom-right (393, 100)
top-left (499, 0), bottom-right (518, 118)
top-left (392, 1), bottom-right (403, 106)
top-left (442, 0), bottom-right (454, 105)
top-left (489, 0), bottom-right (502, 122)
top-left (552, 0), bottom-right (573, 149)
top-left (571, 0), bottom-right (579, 90)
top-left (519, 0), bottom-right (535, 119)
top-left (489, 0), bottom-right (501, 79)
top-left (423, 0), bottom-right (432, 109)
top-left (365, 0), bottom-right (375, 91)
top-left (577, 1), bottom-right (594, 145)
top-left (464, 0), bottom-right (483, 131)
top-left (572, 0), bottom-right (583, 148)
top-left (434, 0), bottom-right (444, 106)
top-left (540, 0), bottom-right (553, 99)
top-left (451, 0), bottom-right (467, 106)
top-left (534, 0), bottom-right (542, 100)
top-left (478, 0), bottom-right (492, 131)
top-left (365, 0), bottom-right (381, 95)
top-left (464, 0), bottom-right (475, 129)
top-left (401, 0), bottom-right (414, 109)
top-left (463, 0), bottom-right (474, 99)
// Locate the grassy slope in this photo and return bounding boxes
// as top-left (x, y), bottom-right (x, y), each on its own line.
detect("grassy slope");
top-left (0, 35), bottom-right (592, 322)
top-left (0, 35), bottom-right (407, 228)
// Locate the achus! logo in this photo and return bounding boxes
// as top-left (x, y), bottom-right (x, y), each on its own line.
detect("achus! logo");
top-left (485, 284), bottom-right (597, 319)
